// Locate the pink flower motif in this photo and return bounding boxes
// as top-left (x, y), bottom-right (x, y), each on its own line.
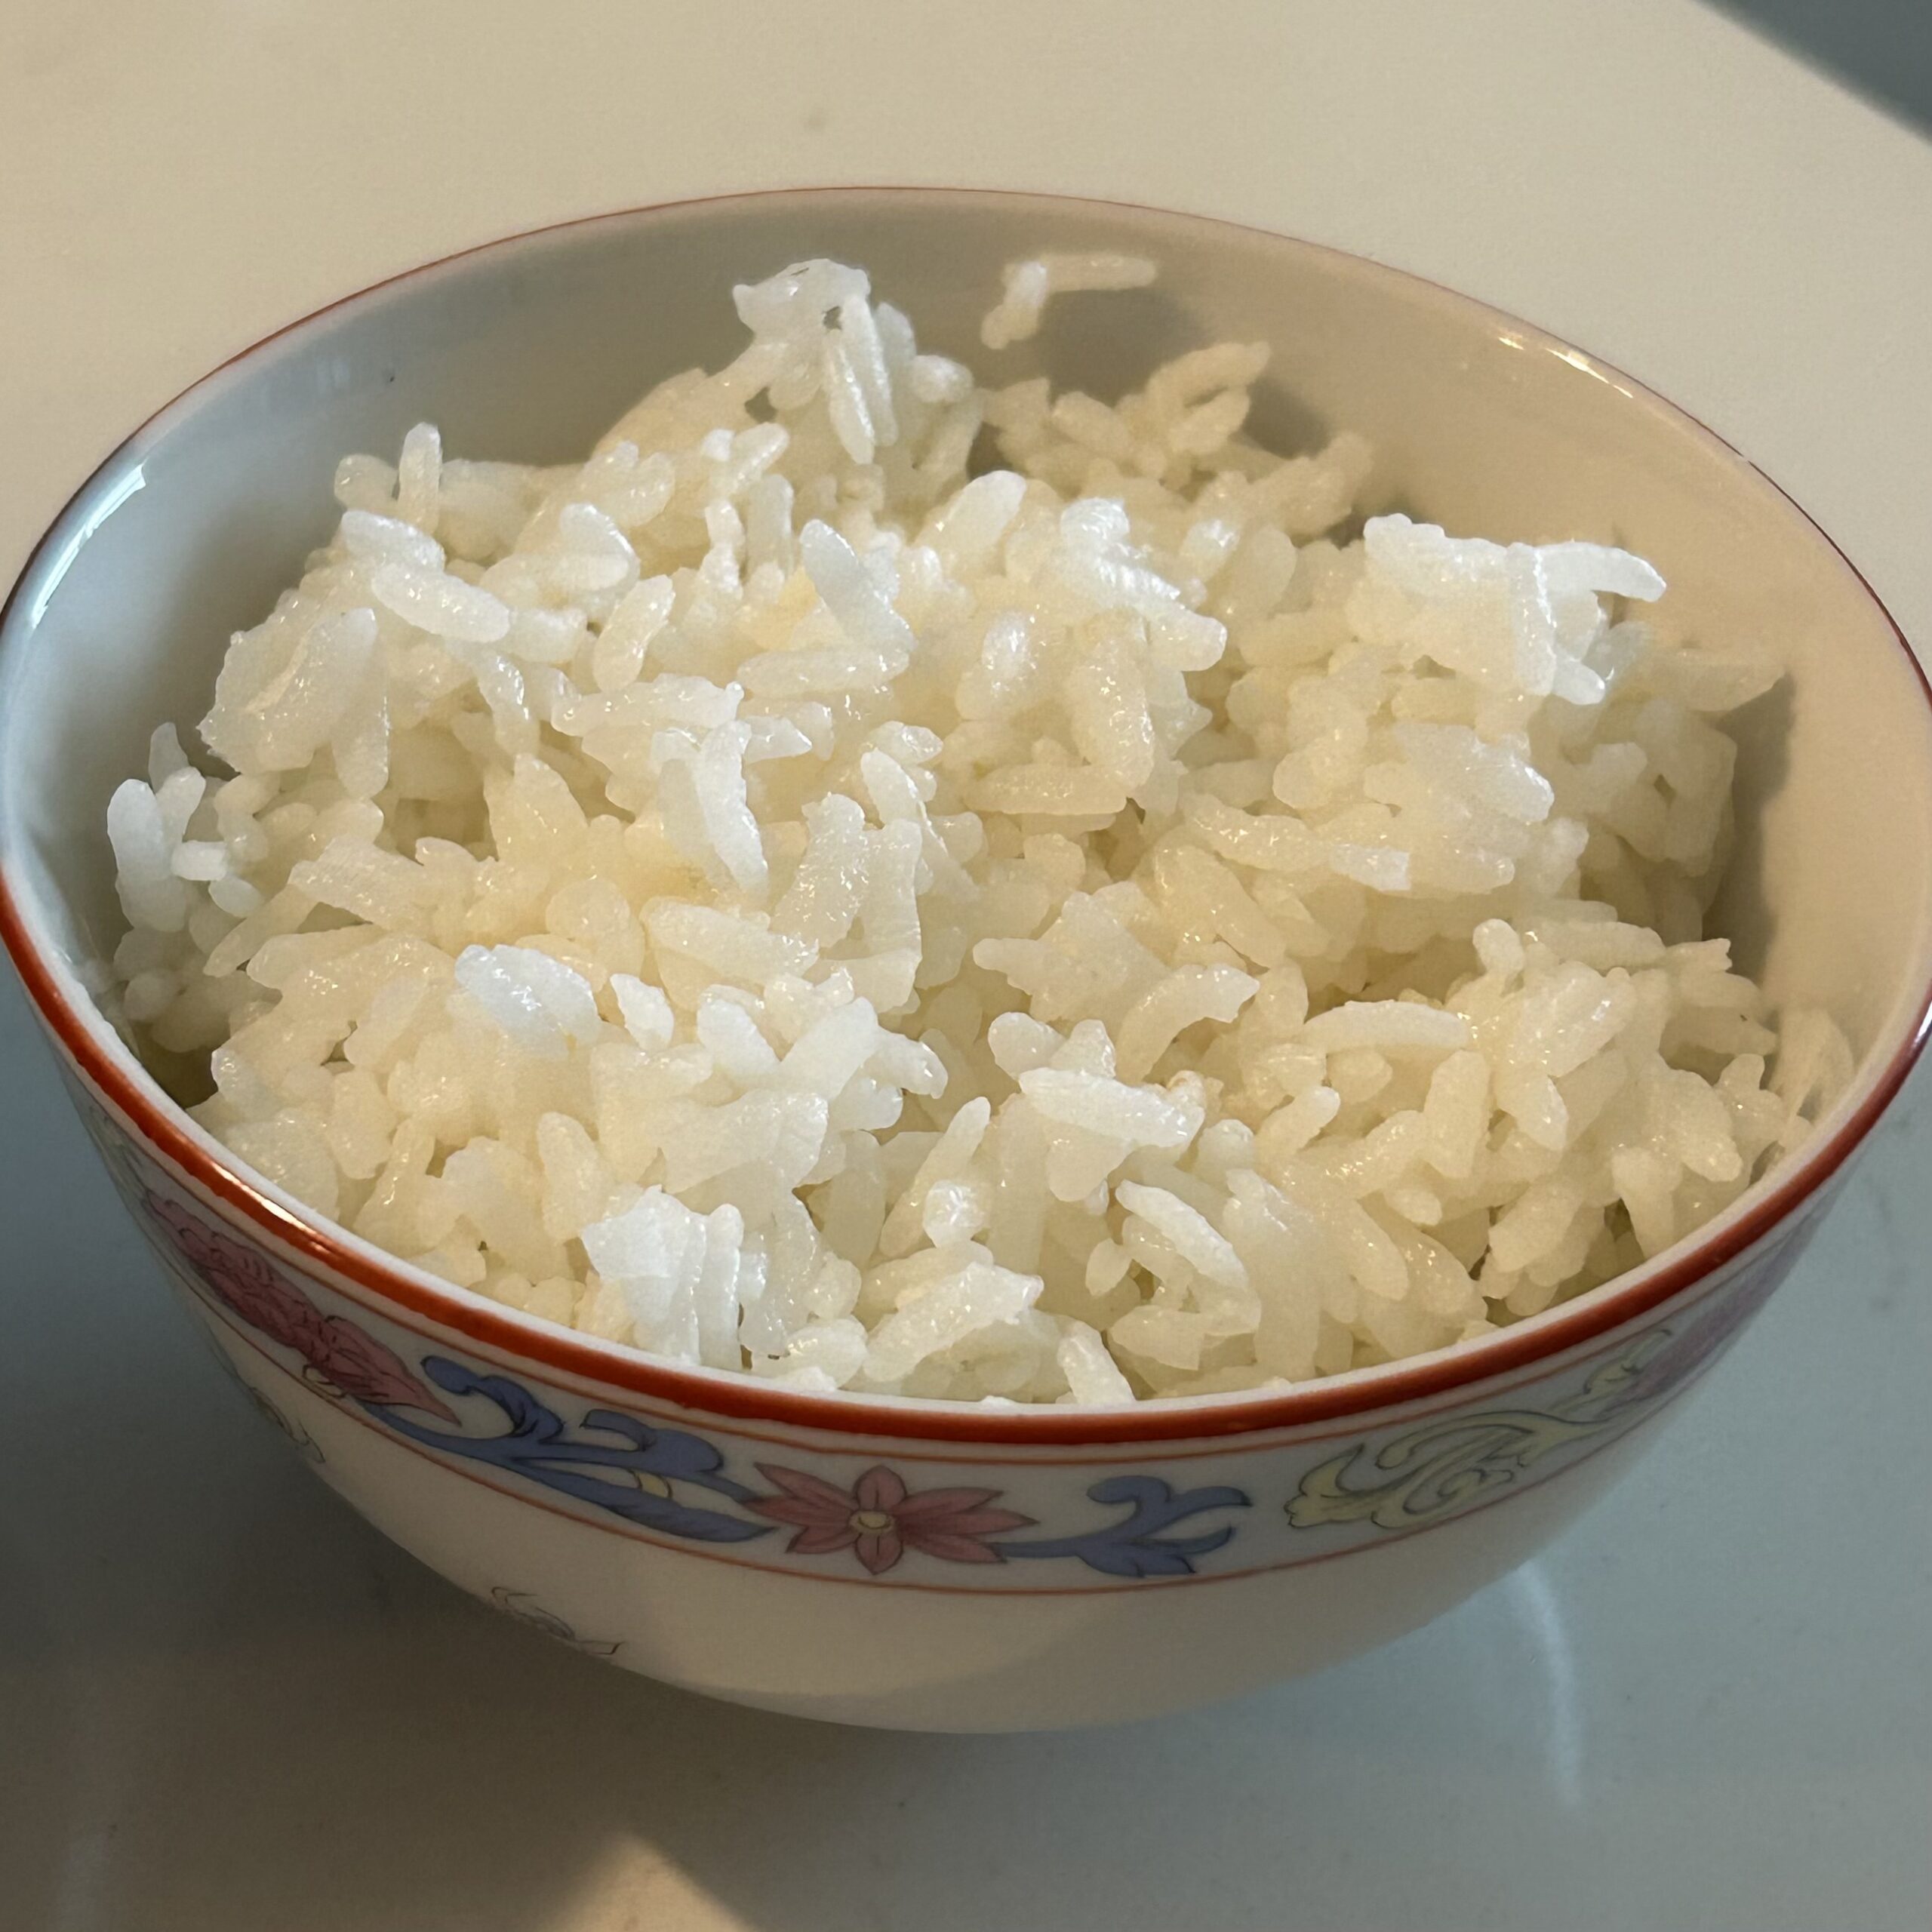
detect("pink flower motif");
top-left (149, 1196), bottom-right (331, 1357)
top-left (746, 1463), bottom-right (1035, 1574)
top-left (309, 1311), bottom-right (460, 1420)
top-left (145, 1192), bottom-right (458, 1423)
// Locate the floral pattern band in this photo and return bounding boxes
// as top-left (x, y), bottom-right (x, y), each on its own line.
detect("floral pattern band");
top-left (102, 1109), bottom-right (1786, 1592)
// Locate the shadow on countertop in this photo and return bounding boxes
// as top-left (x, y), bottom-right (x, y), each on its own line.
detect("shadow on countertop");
top-left (1713, 0), bottom-right (1932, 132)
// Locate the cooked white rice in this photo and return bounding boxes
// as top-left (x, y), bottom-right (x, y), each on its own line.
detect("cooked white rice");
top-left (103, 254), bottom-right (1853, 1403)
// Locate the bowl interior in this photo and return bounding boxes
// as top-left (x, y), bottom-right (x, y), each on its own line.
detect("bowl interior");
top-left (5, 186), bottom-right (1930, 1364)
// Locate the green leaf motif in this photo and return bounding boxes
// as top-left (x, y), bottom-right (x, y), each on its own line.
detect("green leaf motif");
top-left (1286, 1336), bottom-right (1667, 1532)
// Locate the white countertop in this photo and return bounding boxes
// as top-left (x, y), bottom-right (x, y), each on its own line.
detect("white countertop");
top-left (3, 4), bottom-right (1929, 1926)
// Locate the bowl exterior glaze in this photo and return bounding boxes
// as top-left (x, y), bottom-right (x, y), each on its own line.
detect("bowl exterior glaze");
top-left (5, 189), bottom-right (1929, 1730)
top-left (72, 1066), bottom-right (1829, 1729)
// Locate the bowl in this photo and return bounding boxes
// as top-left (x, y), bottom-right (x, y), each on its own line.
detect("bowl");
top-left (5, 188), bottom-right (1930, 1731)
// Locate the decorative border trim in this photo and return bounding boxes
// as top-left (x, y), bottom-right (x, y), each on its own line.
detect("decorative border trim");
top-left (135, 1143), bottom-right (1795, 1595)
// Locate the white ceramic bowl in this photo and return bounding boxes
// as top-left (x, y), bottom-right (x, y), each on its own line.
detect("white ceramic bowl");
top-left (5, 189), bottom-right (1930, 1730)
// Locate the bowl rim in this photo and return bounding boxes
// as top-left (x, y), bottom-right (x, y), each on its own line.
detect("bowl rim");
top-left (3, 183), bottom-right (1930, 1447)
